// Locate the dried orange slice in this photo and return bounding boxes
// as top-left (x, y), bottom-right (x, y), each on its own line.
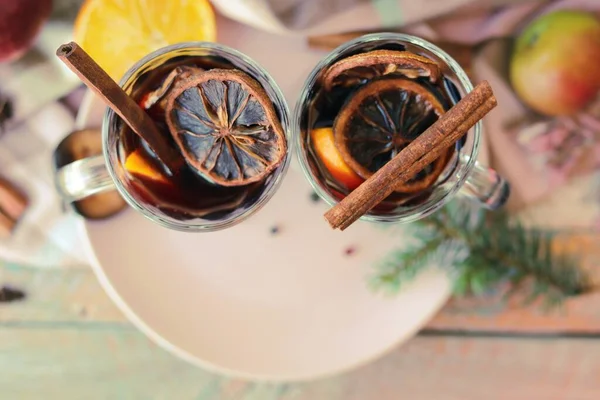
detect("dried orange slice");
top-left (322, 50), bottom-right (441, 91)
top-left (310, 127), bottom-right (364, 190)
top-left (74, 0), bottom-right (216, 80)
top-left (165, 69), bottom-right (287, 187)
top-left (334, 78), bottom-right (451, 193)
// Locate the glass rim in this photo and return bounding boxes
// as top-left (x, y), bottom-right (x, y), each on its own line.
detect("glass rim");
top-left (292, 32), bottom-right (481, 224)
top-left (102, 41), bottom-right (292, 232)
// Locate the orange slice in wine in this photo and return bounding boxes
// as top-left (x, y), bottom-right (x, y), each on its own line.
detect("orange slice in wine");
top-left (125, 149), bottom-right (169, 184)
top-left (310, 127), bottom-right (364, 190)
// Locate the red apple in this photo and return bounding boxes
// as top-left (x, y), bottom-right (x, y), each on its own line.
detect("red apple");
top-left (510, 10), bottom-right (600, 116)
top-left (0, 0), bottom-right (53, 62)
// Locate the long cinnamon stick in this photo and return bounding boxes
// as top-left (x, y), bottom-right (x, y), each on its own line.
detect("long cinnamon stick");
top-left (337, 97), bottom-right (497, 231)
top-left (325, 80), bottom-right (496, 230)
top-left (333, 107), bottom-right (490, 231)
top-left (56, 42), bottom-right (181, 173)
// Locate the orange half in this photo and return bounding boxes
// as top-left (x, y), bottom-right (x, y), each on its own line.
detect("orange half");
top-left (74, 0), bottom-right (216, 81)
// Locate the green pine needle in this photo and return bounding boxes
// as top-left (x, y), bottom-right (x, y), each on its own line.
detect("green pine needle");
top-left (370, 201), bottom-right (593, 307)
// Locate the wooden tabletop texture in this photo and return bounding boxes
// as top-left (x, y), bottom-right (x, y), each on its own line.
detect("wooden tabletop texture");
top-left (1, 231), bottom-right (599, 399)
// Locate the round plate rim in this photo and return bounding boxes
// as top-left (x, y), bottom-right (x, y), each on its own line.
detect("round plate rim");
top-left (76, 89), bottom-right (454, 382)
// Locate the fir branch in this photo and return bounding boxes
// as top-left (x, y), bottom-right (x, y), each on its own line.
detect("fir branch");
top-left (370, 236), bottom-right (445, 293)
top-left (371, 201), bottom-right (593, 307)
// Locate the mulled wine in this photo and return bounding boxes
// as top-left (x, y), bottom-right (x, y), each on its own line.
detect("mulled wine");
top-left (117, 54), bottom-right (288, 222)
top-left (301, 42), bottom-right (465, 214)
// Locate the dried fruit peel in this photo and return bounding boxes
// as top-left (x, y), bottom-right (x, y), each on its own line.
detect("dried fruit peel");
top-left (322, 50), bottom-right (441, 91)
top-left (310, 128), bottom-right (363, 190)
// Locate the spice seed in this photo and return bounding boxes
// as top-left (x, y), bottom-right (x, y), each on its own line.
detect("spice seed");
top-left (310, 191), bottom-right (321, 203)
top-left (0, 286), bottom-right (26, 303)
top-left (344, 246), bottom-right (357, 256)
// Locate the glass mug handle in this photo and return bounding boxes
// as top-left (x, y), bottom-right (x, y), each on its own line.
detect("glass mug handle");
top-left (55, 155), bottom-right (115, 203)
top-left (55, 152), bottom-right (510, 210)
top-left (459, 155), bottom-right (510, 210)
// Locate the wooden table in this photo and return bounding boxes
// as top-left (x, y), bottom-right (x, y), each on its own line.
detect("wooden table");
top-left (2, 231), bottom-right (599, 400)
top-left (2, 9), bottom-right (600, 399)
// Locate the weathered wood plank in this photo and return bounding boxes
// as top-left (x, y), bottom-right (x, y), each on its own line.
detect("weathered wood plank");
top-left (0, 263), bottom-right (126, 324)
top-left (429, 231), bottom-right (600, 333)
top-left (0, 327), bottom-right (598, 400)
top-left (0, 326), bottom-right (232, 399)
top-left (430, 290), bottom-right (600, 333)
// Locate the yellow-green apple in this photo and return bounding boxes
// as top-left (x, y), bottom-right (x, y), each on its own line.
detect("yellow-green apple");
top-left (510, 10), bottom-right (600, 116)
top-left (0, 0), bottom-right (53, 62)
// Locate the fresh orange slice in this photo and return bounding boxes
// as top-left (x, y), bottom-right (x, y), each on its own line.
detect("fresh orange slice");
top-left (125, 149), bottom-right (168, 184)
top-left (74, 0), bottom-right (216, 80)
top-left (310, 127), bottom-right (364, 190)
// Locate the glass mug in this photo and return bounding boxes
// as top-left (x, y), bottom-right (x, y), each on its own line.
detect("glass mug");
top-left (294, 33), bottom-right (510, 224)
top-left (54, 42), bottom-right (291, 232)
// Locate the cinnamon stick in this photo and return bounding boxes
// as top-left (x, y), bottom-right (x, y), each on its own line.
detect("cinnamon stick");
top-left (325, 80), bottom-right (497, 230)
top-left (56, 42), bottom-right (181, 173)
top-left (337, 96), bottom-right (496, 231)
top-left (0, 176), bottom-right (28, 238)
